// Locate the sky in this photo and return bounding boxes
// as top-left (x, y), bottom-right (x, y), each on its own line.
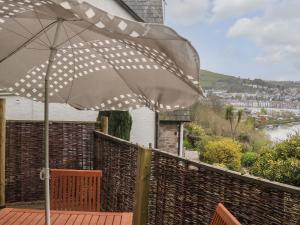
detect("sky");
top-left (164, 0), bottom-right (300, 81)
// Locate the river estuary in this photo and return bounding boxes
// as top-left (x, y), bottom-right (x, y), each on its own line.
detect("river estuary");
top-left (265, 123), bottom-right (300, 142)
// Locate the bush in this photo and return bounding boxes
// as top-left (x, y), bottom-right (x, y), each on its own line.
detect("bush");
top-left (185, 122), bottom-right (206, 148)
top-left (203, 138), bottom-right (242, 171)
top-left (250, 135), bottom-right (300, 186)
top-left (97, 111), bottom-right (132, 141)
top-left (274, 134), bottom-right (300, 160)
top-left (183, 138), bottom-right (193, 150)
top-left (185, 122), bottom-right (205, 138)
top-left (241, 151), bottom-right (258, 167)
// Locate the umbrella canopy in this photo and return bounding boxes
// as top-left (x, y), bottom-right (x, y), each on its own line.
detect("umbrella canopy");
top-left (0, 1), bottom-right (202, 224)
top-left (0, 0), bottom-right (202, 111)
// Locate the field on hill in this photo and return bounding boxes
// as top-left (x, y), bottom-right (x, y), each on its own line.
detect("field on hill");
top-left (199, 70), bottom-right (300, 97)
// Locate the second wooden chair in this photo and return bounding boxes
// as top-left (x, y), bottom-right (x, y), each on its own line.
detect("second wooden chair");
top-left (210, 203), bottom-right (242, 225)
top-left (50, 169), bottom-right (102, 212)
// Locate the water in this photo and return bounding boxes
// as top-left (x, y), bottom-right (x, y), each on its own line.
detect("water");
top-left (265, 123), bottom-right (300, 142)
top-left (237, 107), bottom-right (300, 115)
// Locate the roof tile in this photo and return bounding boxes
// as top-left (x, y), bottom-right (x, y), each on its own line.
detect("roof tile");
top-left (121, 0), bottom-right (164, 24)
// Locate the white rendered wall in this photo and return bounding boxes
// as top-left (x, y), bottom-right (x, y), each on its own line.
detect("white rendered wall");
top-left (129, 107), bottom-right (155, 147)
top-left (4, 96), bottom-right (98, 121)
top-left (86, 0), bottom-right (135, 20)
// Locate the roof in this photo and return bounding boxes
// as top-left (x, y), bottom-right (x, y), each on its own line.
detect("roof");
top-left (0, 89), bottom-right (13, 96)
top-left (159, 110), bottom-right (191, 122)
top-left (119, 0), bottom-right (164, 24)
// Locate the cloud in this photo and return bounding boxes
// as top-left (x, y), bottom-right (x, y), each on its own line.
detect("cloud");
top-left (166, 0), bottom-right (272, 25)
top-left (228, 0), bottom-right (300, 68)
top-left (166, 0), bottom-right (210, 25)
top-left (211, 0), bottom-right (272, 21)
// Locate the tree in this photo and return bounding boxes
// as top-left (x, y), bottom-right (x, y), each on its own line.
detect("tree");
top-left (97, 111), bottom-right (132, 141)
top-left (250, 134), bottom-right (300, 186)
top-left (260, 108), bottom-right (267, 115)
top-left (203, 138), bottom-right (242, 171)
top-left (225, 105), bottom-right (243, 139)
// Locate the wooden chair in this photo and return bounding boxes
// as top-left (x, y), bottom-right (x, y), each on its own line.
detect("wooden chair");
top-left (210, 203), bottom-right (242, 225)
top-left (50, 169), bottom-right (102, 212)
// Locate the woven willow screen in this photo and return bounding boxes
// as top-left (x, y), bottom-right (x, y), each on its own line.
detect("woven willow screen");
top-left (94, 132), bottom-right (138, 212)
top-left (94, 132), bottom-right (300, 225)
top-left (6, 121), bottom-right (96, 203)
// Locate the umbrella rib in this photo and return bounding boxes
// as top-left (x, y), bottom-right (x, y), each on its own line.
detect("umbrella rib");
top-left (0, 25), bottom-right (48, 48)
top-left (32, 7), bottom-right (52, 46)
top-left (24, 47), bottom-right (49, 51)
top-left (61, 22), bottom-right (76, 103)
top-left (11, 17), bottom-right (50, 47)
top-left (0, 20), bottom-right (58, 64)
top-left (54, 21), bottom-right (95, 48)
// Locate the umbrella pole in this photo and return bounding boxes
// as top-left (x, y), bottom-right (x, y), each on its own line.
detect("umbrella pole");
top-left (44, 61), bottom-right (51, 225)
top-left (44, 48), bottom-right (57, 225)
top-left (44, 20), bottom-right (61, 225)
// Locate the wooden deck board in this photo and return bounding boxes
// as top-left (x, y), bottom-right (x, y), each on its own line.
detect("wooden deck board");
top-left (0, 208), bottom-right (133, 225)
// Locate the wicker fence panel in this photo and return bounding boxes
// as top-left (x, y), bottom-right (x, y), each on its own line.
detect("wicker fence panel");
top-left (93, 132), bottom-right (299, 225)
top-left (93, 131), bottom-right (138, 212)
top-left (5, 120), bottom-right (96, 203)
top-left (149, 150), bottom-right (300, 225)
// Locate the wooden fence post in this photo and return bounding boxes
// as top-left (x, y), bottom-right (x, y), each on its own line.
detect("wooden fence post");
top-left (100, 116), bottom-right (108, 134)
top-left (134, 146), bottom-right (152, 225)
top-left (0, 99), bottom-right (5, 208)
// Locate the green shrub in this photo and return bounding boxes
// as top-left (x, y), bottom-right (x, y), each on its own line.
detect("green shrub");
top-left (274, 134), bottom-right (300, 160)
top-left (97, 111), bottom-right (132, 141)
top-left (185, 122), bottom-right (206, 148)
top-left (185, 122), bottom-right (205, 137)
top-left (250, 135), bottom-right (300, 186)
top-left (203, 138), bottom-right (242, 171)
top-left (183, 138), bottom-right (193, 150)
top-left (241, 151), bottom-right (258, 167)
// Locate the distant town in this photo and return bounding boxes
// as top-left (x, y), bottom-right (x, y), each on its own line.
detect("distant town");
top-left (200, 70), bottom-right (300, 128)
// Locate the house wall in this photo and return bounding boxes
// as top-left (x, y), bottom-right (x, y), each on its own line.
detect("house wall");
top-left (158, 123), bottom-right (178, 155)
top-left (86, 0), bottom-right (135, 20)
top-left (130, 107), bottom-right (155, 147)
top-left (122, 0), bottom-right (164, 23)
top-left (4, 96), bottom-right (98, 121)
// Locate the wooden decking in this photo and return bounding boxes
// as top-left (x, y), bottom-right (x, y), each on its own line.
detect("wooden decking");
top-left (0, 208), bottom-right (133, 225)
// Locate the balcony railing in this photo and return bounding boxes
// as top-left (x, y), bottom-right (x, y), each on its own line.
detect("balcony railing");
top-left (94, 131), bottom-right (300, 225)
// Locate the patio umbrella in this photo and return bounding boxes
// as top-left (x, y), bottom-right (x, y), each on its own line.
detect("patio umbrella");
top-left (0, 0), bottom-right (202, 224)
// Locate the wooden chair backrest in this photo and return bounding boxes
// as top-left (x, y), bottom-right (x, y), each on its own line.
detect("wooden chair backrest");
top-left (210, 203), bottom-right (242, 225)
top-left (50, 169), bottom-right (102, 212)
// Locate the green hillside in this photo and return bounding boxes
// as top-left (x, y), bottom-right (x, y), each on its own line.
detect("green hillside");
top-left (200, 70), bottom-right (238, 89)
top-left (199, 70), bottom-right (300, 95)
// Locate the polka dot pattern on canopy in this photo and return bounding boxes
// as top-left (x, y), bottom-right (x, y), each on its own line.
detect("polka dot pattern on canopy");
top-left (0, 0), bottom-right (53, 20)
top-left (87, 93), bottom-right (184, 111)
top-left (6, 39), bottom-right (198, 111)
